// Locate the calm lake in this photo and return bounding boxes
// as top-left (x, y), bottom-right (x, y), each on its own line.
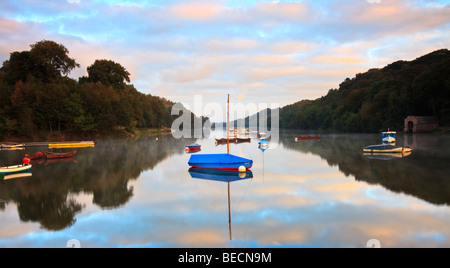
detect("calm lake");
top-left (1, 131), bottom-right (450, 248)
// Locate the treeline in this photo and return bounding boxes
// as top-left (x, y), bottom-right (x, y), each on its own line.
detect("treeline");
top-left (0, 40), bottom-right (202, 139)
top-left (280, 49), bottom-right (450, 132)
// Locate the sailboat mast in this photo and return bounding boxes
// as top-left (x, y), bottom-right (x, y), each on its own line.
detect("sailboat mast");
top-left (228, 181), bottom-right (232, 240)
top-left (227, 94), bottom-right (230, 155)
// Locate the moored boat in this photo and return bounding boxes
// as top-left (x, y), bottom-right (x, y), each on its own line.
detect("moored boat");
top-left (185, 144), bottom-right (201, 153)
top-left (363, 144), bottom-right (412, 153)
top-left (45, 151), bottom-right (77, 159)
top-left (25, 152), bottom-right (46, 160)
top-left (192, 94), bottom-right (253, 171)
top-left (48, 141), bottom-right (94, 148)
top-left (0, 164), bottom-right (32, 174)
top-left (215, 138), bottom-right (251, 145)
top-left (188, 154), bottom-right (253, 171)
top-left (1, 143), bottom-right (25, 149)
top-left (297, 135), bottom-right (321, 140)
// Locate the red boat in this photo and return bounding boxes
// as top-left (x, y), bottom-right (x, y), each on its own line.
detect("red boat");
top-left (297, 135), bottom-right (321, 141)
top-left (25, 152), bottom-right (46, 160)
top-left (185, 144), bottom-right (201, 153)
top-left (45, 151), bottom-right (77, 159)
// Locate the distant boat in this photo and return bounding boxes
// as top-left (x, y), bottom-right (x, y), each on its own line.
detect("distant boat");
top-left (257, 131), bottom-right (269, 139)
top-left (382, 131), bottom-right (396, 143)
top-left (297, 135), bottom-right (321, 141)
top-left (215, 138), bottom-right (251, 145)
top-left (0, 164), bottom-right (32, 174)
top-left (363, 144), bottom-right (412, 154)
top-left (258, 139), bottom-right (269, 153)
top-left (189, 94), bottom-right (253, 171)
top-left (185, 144), bottom-right (201, 152)
top-left (258, 139), bottom-right (269, 147)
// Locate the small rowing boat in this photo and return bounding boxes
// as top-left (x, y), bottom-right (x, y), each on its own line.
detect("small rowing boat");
top-left (1, 143), bottom-right (25, 149)
top-left (363, 144), bottom-right (412, 154)
top-left (0, 164), bottom-right (32, 174)
top-left (297, 135), bottom-right (321, 140)
top-left (185, 144), bottom-right (201, 153)
top-left (48, 141), bottom-right (94, 148)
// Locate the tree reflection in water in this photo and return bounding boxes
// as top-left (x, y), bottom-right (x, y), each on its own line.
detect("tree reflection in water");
top-left (280, 132), bottom-right (450, 206)
top-left (0, 135), bottom-right (195, 230)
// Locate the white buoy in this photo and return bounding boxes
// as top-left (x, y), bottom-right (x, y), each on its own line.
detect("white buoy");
top-left (238, 166), bottom-right (246, 173)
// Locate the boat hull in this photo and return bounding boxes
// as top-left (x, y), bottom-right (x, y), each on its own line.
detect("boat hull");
top-left (45, 151), bottom-right (77, 159)
top-left (188, 154), bottom-right (253, 170)
top-left (0, 165), bottom-right (32, 174)
top-left (297, 135), bottom-right (321, 140)
top-left (49, 142), bottom-right (94, 148)
top-left (363, 144), bottom-right (412, 153)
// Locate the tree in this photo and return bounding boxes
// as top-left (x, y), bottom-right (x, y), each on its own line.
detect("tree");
top-left (29, 40), bottom-right (80, 82)
top-left (1, 40), bottom-right (80, 84)
top-left (86, 60), bottom-right (130, 88)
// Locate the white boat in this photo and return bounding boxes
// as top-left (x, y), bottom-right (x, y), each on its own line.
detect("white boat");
top-left (0, 164), bottom-right (32, 174)
top-left (382, 131), bottom-right (396, 143)
top-left (363, 144), bottom-right (411, 153)
top-left (0, 143), bottom-right (25, 149)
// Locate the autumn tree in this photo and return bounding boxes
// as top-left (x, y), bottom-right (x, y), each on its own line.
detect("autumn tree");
top-left (0, 40), bottom-right (80, 84)
top-left (85, 59), bottom-right (130, 88)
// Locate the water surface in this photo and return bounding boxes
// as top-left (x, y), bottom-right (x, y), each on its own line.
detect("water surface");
top-left (1, 131), bottom-right (450, 247)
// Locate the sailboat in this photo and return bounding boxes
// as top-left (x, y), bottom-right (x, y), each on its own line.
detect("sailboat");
top-left (188, 95), bottom-right (253, 171)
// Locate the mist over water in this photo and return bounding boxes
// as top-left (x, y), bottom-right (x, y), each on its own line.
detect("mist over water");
top-left (1, 131), bottom-right (450, 247)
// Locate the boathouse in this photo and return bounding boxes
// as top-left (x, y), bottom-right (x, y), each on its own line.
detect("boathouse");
top-left (404, 116), bottom-right (438, 133)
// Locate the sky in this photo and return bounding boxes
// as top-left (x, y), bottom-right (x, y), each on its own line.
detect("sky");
top-left (1, 0), bottom-right (449, 120)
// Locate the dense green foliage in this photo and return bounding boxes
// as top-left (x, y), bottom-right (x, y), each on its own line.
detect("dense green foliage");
top-left (280, 49), bottom-right (450, 132)
top-left (0, 40), bottom-right (168, 139)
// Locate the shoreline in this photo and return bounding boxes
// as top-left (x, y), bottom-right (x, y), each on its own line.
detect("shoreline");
top-left (0, 127), bottom-right (173, 144)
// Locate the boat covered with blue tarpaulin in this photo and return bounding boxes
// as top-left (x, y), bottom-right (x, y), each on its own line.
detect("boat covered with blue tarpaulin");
top-left (188, 154), bottom-right (253, 170)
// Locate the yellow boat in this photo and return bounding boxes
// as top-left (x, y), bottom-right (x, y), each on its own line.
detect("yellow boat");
top-left (48, 141), bottom-right (95, 148)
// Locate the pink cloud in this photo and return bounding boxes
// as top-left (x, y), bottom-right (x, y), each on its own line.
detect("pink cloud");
top-left (169, 1), bottom-right (225, 20)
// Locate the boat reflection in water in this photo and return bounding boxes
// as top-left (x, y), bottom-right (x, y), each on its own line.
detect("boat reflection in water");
top-left (1, 172), bottom-right (32, 181)
top-left (363, 151), bottom-right (412, 161)
top-left (188, 168), bottom-right (253, 240)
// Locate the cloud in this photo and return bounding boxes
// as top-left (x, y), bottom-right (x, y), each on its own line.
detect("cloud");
top-left (0, 0), bottom-right (449, 110)
top-left (169, 1), bottom-right (225, 20)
